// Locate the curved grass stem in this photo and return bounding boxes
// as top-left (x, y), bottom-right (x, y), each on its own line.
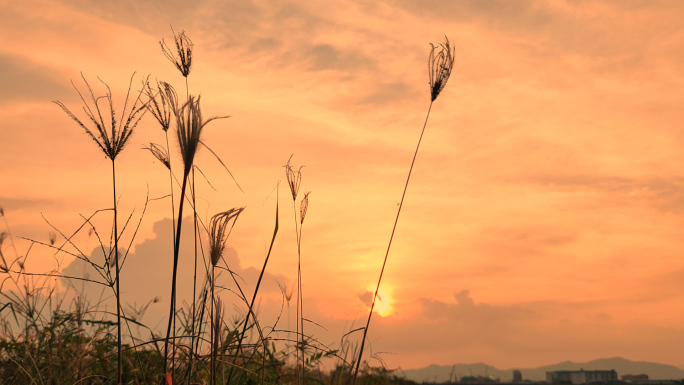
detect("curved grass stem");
top-left (353, 100), bottom-right (434, 384)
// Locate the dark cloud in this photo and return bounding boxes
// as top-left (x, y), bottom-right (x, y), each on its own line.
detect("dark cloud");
top-left (55, 0), bottom-right (209, 35)
top-left (248, 38), bottom-right (283, 53)
top-left (356, 290), bottom-right (392, 309)
top-left (357, 290), bottom-right (373, 306)
top-left (0, 196), bottom-right (57, 212)
top-left (304, 44), bottom-right (374, 72)
top-left (359, 81), bottom-right (421, 105)
top-left (528, 174), bottom-right (684, 212)
top-left (0, 54), bottom-right (70, 105)
top-left (390, 0), bottom-right (553, 30)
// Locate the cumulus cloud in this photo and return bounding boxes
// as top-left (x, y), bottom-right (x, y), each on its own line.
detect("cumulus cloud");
top-left (61, 216), bottom-right (290, 334)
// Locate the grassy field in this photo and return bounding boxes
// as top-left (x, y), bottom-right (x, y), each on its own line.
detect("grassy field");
top-left (0, 28), bottom-right (452, 385)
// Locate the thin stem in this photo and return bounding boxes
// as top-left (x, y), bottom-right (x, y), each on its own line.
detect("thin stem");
top-left (292, 202), bottom-right (303, 384)
top-left (227, 197), bottom-right (279, 385)
top-left (298, 217), bottom-right (306, 385)
top-left (352, 100), bottom-right (434, 384)
top-left (165, 131), bottom-right (177, 246)
top-left (163, 172), bottom-right (190, 375)
top-left (190, 168), bottom-right (199, 380)
top-left (112, 159), bottom-right (122, 385)
top-left (210, 266), bottom-right (215, 385)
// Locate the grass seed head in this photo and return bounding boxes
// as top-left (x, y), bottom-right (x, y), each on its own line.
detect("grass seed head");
top-left (300, 191), bottom-right (311, 224)
top-left (143, 79), bottom-right (177, 132)
top-left (175, 95), bottom-right (228, 176)
top-left (54, 73), bottom-right (149, 161)
top-left (428, 35), bottom-right (455, 102)
top-left (143, 143), bottom-right (171, 169)
top-left (284, 155), bottom-right (304, 201)
top-left (209, 207), bottom-right (245, 267)
top-left (160, 27), bottom-right (193, 78)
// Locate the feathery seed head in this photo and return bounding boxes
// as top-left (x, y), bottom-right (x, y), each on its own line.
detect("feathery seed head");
top-left (54, 73), bottom-right (150, 161)
top-left (300, 191), bottom-right (311, 224)
top-left (284, 155), bottom-right (304, 201)
top-left (143, 79), bottom-right (178, 132)
top-left (428, 35), bottom-right (455, 102)
top-left (175, 95), bottom-right (229, 176)
top-left (209, 207), bottom-right (245, 267)
top-left (49, 232), bottom-right (57, 246)
top-left (143, 143), bottom-right (171, 169)
top-left (160, 27), bottom-right (193, 78)
top-left (0, 206), bottom-right (4, 217)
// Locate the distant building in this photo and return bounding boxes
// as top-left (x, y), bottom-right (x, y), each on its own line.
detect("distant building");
top-left (546, 370), bottom-right (618, 384)
top-left (621, 375), bottom-right (649, 381)
top-left (513, 370), bottom-right (523, 383)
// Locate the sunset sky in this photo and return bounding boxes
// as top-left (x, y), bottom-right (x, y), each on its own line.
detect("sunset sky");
top-left (2, 0), bottom-right (684, 373)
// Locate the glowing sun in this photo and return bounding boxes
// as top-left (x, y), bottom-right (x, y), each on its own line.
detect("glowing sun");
top-left (367, 285), bottom-right (394, 317)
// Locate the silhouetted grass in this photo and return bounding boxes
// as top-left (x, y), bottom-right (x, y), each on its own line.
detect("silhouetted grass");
top-left (54, 72), bottom-right (149, 385)
top-left (0, 27), bottom-right (445, 385)
top-left (353, 35), bottom-right (455, 385)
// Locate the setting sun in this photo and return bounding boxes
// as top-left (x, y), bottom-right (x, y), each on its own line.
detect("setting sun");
top-left (367, 285), bottom-right (394, 317)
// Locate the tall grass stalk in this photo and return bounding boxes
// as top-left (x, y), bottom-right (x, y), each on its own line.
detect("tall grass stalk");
top-left (208, 207), bottom-right (243, 384)
top-left (227, 190), bottom-right (279, 384)
top-left (163, 95), bottom-right (228, 378)
top-left (54, 73), bottom-right (148, 385)
top-left (352, 36), bottom-right (455, 385)
top-left (285, 156), bottom-right (311, 384)
top-left (161, 28), bottom-right (198, 377)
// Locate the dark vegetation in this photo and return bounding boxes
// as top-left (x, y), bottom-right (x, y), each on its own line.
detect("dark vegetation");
top-left (0, 29), bottom-right (452, 385)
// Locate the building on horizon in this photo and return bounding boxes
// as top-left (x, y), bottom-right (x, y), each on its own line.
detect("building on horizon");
top-left (546, 369), bottom-right (618, 384)
top-left (512, 370), bottom-right (523, 383)
top-left (621, 374), bottom-right (649, 381)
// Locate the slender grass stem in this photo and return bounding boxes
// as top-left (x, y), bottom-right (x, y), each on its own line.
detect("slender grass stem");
top-left (165, 132), bottom-right (176, 246)
top-left (352, 100), bottom-right (434, 385)
top-left (111, 159), bottom-right (123, 385)
top-left (210, 265), bottom-right (216, 385)
top-left (163, 172), bottom-right (190, 375)
top-left (227, 196), bottom-right (278, 384)
top-left (292, 202), bottom-right (303, 383)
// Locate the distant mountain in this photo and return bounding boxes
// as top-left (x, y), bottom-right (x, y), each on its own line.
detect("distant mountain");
top-left (398, 357), bottom-right (684, 383)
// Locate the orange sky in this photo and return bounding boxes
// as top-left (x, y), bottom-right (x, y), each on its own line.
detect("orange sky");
top-left (2, 0), bottom-right (684, 372)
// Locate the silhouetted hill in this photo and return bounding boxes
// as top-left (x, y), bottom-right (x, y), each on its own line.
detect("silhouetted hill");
top-left (399, 357), bottom-right (684, 383)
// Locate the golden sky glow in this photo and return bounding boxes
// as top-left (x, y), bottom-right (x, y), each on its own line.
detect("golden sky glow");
top-left (2, 0), bottom-right (684, 372)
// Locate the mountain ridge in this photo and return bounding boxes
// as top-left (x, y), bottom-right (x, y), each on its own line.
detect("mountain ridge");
top-left (398, 357), bottom-right (684, 383)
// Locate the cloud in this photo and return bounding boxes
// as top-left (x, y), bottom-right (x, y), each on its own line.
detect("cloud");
top-left (528, 174), bottom-right (684, 212)
top-left (60, 216), bottom-right (291, 334)
top-left (357, 290), bottom-right (373, 306)
top-left (304, 43), bottom-right (374, 72)
top-left (357, 292), bottom-right (684, 369)
top-left (391, 0), bottom-right (553, 29)
top-left (0, 53), bottom-right (70, 106)
top-left (0, 196), bottom-right (57, 212)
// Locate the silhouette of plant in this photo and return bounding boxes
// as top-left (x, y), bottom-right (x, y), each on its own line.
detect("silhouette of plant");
top-left (163, 95), bottom-right (228, 376)
top-left (353, 35), bottom-right (455, 385)
top-left (161, 27), bottom-right (193, 78)
top-left (143, 79), bottom-right (178, 132)
top-left (428, 36), bottom-right (455, 102)
top-left (54, 72), bottom-right (149, 385)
